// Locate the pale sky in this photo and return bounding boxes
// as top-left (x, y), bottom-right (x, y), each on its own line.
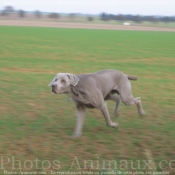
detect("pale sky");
top-left (0, 0), bottom-right (175, 16)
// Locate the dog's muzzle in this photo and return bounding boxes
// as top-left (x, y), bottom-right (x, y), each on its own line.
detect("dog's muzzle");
top-left (51, 85), bottom-right (57, 93)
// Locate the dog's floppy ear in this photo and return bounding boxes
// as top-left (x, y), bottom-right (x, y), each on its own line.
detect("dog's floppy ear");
top-left (67, 74), bottom-right (79, 86)
top-left (48, 75), bottom-right (56, 86)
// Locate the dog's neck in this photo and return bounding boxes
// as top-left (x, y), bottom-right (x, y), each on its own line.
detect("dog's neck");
top-left (66, 75), bottom-right (81, 98)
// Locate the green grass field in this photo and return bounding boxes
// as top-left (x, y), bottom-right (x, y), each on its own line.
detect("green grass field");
top-left (0, 26), bottom-right (175, 174)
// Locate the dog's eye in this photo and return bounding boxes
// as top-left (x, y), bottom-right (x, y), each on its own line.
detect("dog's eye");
top-left (61, 79), bottom-right (66, 84)
top-left (55, 78), bottom-right (58, 82)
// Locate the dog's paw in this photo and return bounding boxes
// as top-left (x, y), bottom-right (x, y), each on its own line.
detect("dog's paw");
top-left (111, 122), bottom-right (119, 128)
top-left (68, 133), bottom-right (82, 139)
top-left (140, 110), bottom-right (146, 117)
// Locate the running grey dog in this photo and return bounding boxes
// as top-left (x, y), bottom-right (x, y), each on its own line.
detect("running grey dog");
top-left (48, 69), bottom-right (145, 138)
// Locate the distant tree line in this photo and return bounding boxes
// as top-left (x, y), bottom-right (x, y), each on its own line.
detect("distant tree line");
top-left (1, 6), bottom-right (175, 23)
top-left (100, 13), bottom-right (175, 23)
top-left (0, 6), bottom-right (61, 19)
top-left (48, 13), bottom-right (59, 19)
top-left (1, 6), bottom-right (25, 18)
top-left (1, 6), bottom-right (13, 16)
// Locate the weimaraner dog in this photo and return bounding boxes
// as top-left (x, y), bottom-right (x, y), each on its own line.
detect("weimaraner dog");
top-left (48, 69), bottom-right (145, 138)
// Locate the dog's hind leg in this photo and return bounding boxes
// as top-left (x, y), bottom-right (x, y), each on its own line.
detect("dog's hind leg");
top-left (100, 102), bottom-right (119, 128)
top-left (94, 90), bottom-right (119, 128)
top-left (119, 80), bottom-right (145, 116)
top-left (133, 97), bottom-right (145, 116)
top-left (121, 93), bottom-right (145, 116)
top-left (106, 94), bottom-right (121, 117)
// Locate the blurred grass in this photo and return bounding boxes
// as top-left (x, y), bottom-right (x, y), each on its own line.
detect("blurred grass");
top-left (0, 26), bottom-right (175, 174)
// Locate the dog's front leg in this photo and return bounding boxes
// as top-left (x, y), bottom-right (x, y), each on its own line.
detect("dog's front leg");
top-left (72, 106), bottom-right (85, 138)
top-left (101, 102), bottom-right (119, 128)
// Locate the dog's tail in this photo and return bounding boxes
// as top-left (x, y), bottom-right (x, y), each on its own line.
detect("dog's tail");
top-left (126, 75), bottom-right (138, 81)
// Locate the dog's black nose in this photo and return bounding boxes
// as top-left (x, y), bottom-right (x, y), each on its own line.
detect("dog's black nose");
top-left (52, 84), bottom-right (56, 87)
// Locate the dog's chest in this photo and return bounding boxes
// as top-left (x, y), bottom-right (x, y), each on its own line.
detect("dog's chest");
top-left (68, 82), bottom-right (96, 108)
top-left (70, 92), bottom-right (89, 104)
top-left (73, 95), bottom-right (96, 108)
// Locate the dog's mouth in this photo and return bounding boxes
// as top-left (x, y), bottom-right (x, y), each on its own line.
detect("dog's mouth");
top-left (52, 87), bottom-right (57, 94)
top-left (51, 87), bottom-right (65, 94)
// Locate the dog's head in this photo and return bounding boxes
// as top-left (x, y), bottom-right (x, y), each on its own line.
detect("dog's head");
top-left (48, 73), bottom-right (79, 94)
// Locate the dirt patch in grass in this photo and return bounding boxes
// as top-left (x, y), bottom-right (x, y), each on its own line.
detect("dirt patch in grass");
top-left (1, 20), bottom-right (175, 32)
